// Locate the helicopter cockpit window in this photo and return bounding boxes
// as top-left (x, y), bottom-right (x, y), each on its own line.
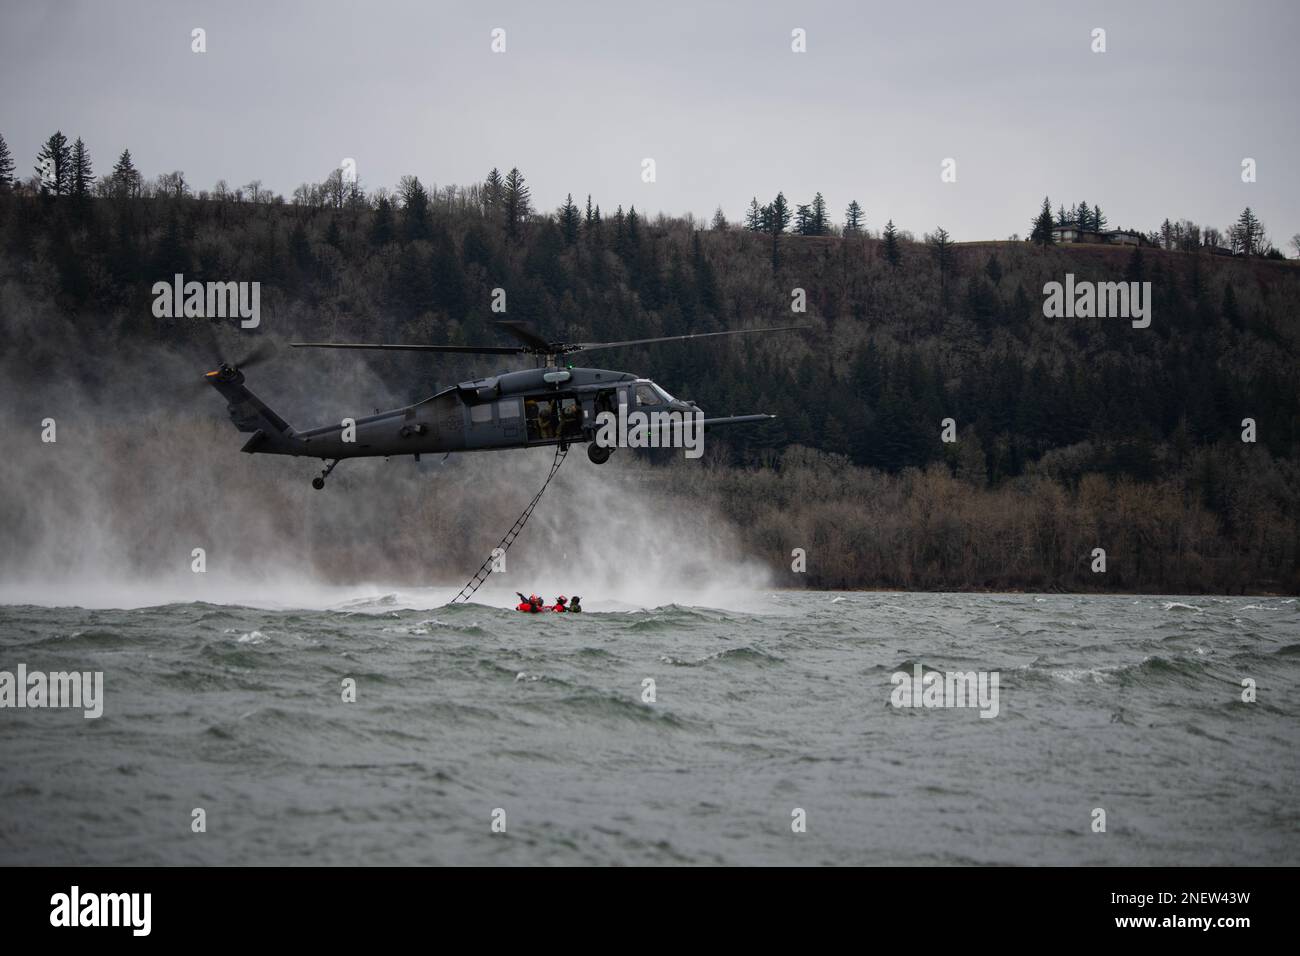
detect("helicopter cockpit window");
top-left (497, 398), bottom-right (521, 420)
top-left (635, 384), bottom-right (661, 406)
top-left (470, 403), bottom-right (493, 424)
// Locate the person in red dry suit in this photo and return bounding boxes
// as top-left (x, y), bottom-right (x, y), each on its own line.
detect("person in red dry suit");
top-left (550, 596), bottom-right (569, 613)
top-left (515, 593), bottom-right (544, 612)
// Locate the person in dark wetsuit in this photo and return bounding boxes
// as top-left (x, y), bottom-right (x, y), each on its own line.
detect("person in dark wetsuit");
top-left (568, 596), bottom-right (582, 613)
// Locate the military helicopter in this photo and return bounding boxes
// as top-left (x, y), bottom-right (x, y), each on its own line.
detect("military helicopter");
top-left (205, 321), bottom-right (803, 488)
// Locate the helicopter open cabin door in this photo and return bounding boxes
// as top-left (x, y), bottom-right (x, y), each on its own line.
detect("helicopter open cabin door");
top-left (525, 392), bottom-right (583, 444)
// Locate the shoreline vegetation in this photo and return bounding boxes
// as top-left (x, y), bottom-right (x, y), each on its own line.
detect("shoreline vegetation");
top-left (1, 155), bottom-right (1297, 596)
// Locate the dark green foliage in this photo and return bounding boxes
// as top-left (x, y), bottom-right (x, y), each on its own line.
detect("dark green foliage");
top-left (111, 149), bottom-right (140, 198)
top-left (1, 178), bottom-right (1296, 519)
top-left (984, 252), bottom-right (1002, 285)
top-left (398, 176), bottom-right (432, 242)
top-left (70, 137), bottom-right (93, 198)
top-left (1030, 196), bottom-right (1055, 246)
top-left (558, 193), bottom-right (580, 245)
top-left (0, 133), bottom-right (14, 190)
top-left (369, 195), bottom-right (394, 246)
top-left (1232, 207), bottom-right (1263, 256)
top-left (843, 200), bottom-right (863, 235)
top-left (503, 167), bottom-right (530, 241)
top-left (35, 131), bottom-right (72, 195)
top-left (882, 219), bottom-right (901, 267)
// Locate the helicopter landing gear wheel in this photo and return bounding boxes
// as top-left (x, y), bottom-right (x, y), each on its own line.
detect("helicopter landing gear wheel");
top-left (587, 444), bottom-right (613, 465)
top-left (312, 459), bottom-right (339, 490)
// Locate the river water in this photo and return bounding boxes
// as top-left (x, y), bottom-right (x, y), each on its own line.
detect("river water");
top-left (0, 591), bottom-right (1295, 865)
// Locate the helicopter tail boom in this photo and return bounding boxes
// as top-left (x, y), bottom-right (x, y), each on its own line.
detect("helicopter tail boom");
top-left (204, 366), bottom-right (300, 454)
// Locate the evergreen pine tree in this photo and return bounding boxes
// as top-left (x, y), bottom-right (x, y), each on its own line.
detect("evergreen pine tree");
top-left (35, 131), bottom-right (72, 194)
top-left (810, 192), bottom-right (828, 236)
top-left (927, 226), bottom-right (955, 302)
top-left (398, 175), bottom-right (432, 241)
top-left (70, 137), bottom-right (93, 198)
top-left (843, 200), bottom-right (863, 235)
top-left (0, 133), bottom-right (15, 191)
top-left (111, 149), bottom-right (140, 198)
top-left (1233, 207), bottom-right (1262, 256)
top-left (794, 203), bottom-right (812, 235)
top-left (1030, 197), bottom-right (1055, 246)
top-left (882, 219), bottom-right (902, 267)
top-left (768, 192), bottom-right (791, 234)
top-left (744, 197), bottom-right (763, 231)
top-left (369, 194), bottom-right (395, 245)
top-left (503, 167), bottom-right (530, 241)
top-left (711, 206), bottom-right (728, 230)
top-left (626, 205), bottom-right (641, 249)
top-left (483, 168), bottom-right (504, 215)
top-left (559, 193), bottom-right (580, 244)
top-left (768, 192), bottom-right (791, 269)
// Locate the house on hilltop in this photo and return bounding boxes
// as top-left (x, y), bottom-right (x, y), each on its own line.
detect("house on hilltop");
top-left (1050, 221), bottom-right (1151, 247)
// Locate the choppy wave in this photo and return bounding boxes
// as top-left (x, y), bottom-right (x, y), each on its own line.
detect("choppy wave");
top-left (1, 591), bottom-right (1296, 866)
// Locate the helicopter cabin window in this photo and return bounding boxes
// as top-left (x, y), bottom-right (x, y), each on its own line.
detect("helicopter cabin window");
top-left (469, 403), bottom-right (493, 425)
top-left (635, 384), bottom-right (660, 406)
top-left (497, 398), bottom-right (521, 420)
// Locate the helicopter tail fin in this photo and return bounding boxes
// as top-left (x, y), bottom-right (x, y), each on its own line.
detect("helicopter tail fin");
top-left (204, 366), bottom-right (298, 453)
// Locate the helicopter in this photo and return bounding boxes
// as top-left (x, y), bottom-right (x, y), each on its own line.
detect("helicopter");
top-left (205, 321), bottom-right (804, 488)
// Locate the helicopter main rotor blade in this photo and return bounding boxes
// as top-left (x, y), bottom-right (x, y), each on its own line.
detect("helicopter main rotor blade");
top-left (566, 325), bottom-right (809, 355)
top-left (494, 320), bottom-right (555, 353)
top-left (289, 324), bottom-right (809, 359)
top-left (289, 342), bottom-right (525, 355)
top-left (231, 342), bottom-right (273, 370)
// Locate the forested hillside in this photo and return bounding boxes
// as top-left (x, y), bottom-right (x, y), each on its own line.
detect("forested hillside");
top-left (2, 162), bottom-right (1297, 593)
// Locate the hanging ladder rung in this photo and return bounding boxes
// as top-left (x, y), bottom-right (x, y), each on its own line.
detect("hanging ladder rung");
top-left (451, 444), bottom-right (569, 604)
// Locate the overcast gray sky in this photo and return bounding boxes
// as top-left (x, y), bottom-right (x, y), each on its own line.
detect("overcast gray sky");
top-left (3, 0), bottom-right (1297, 244)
